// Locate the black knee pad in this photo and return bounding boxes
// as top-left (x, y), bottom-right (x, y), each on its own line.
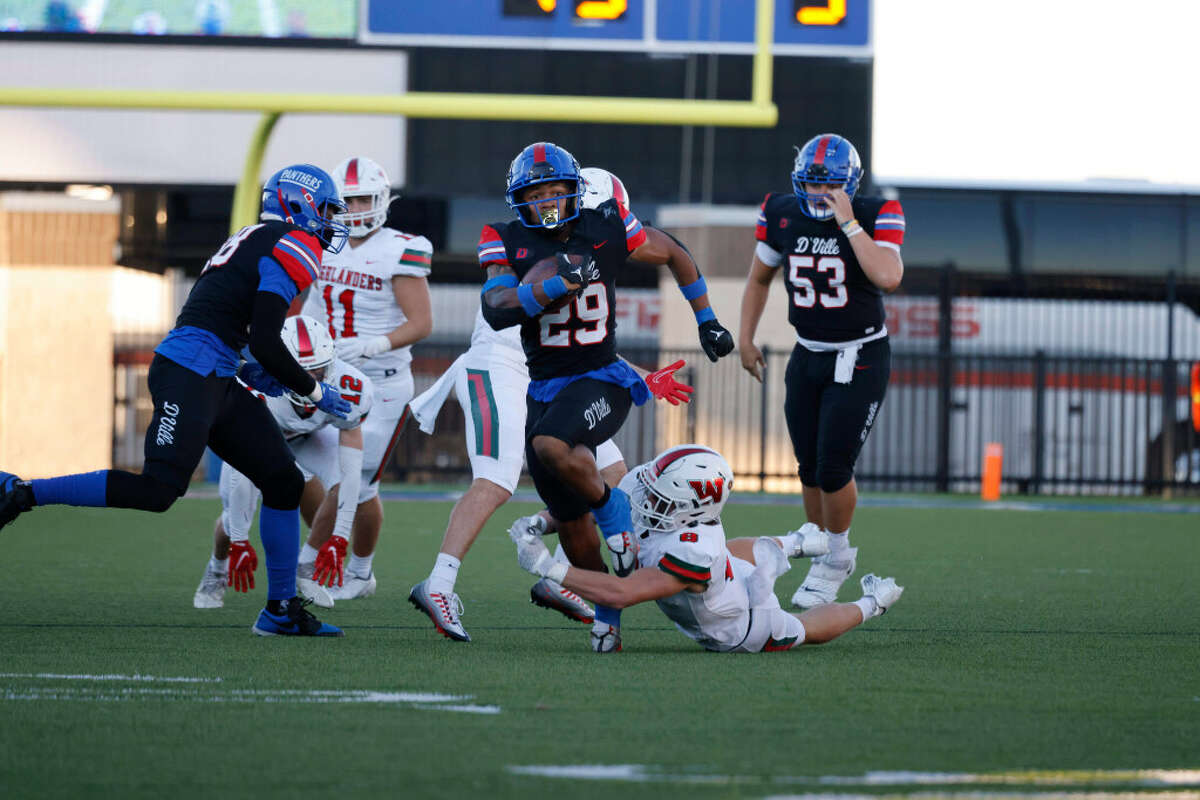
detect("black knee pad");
top-left (817, 463), bottom-right (853, 494)
top-left (257, 465), bottom-right (305, 509)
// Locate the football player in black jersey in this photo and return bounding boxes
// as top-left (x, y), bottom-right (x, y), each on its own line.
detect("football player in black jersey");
top-left (479, 142), bottom-right (734, 652)
top-left (738, 133), bottom-right (907, 611)
top-left (0, 164), bottom-right (353, 637)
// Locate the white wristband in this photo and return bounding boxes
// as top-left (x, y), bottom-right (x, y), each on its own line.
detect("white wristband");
top-left (307, 384), bottom-right (324, 403)
top-left (545, 561), bottom-right (568, 584)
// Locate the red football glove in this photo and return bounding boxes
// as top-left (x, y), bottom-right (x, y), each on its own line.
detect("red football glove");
top-left (313, 535), bottom-right (348, 588)
top-left (227, 541), bottom-right (258, 593)
top-left (644, 360), bottom-right (694, 406)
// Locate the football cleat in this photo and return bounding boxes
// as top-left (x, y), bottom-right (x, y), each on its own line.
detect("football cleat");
top-left (791, 547), bottom-right (857, 609)
top-left (590, 621), bottom-right (622, 653)
top-left (408, 580), bottom-right (470, 642)
top-left (193, 564), bottom-right (227, 609)
top-left (329, 571), bottom-right (377, 601)
top-left (530, 578), bottom-right (594, 624)
top-left (296, 562), bottom-right (334, 609)
top-left (251, 597), bottom-right (344, 637)
top-left (0, 471), bottom-right (35, 531)
top-left (859, 573), bottom-right (904, 616)
top-left (787, 523), bottom-right (831, 559)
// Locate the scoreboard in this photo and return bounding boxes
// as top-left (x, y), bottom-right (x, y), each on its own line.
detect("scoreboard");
top-left (361, 0), bottom-right (871, 56)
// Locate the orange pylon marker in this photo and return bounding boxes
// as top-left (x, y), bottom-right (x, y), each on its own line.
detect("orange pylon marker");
top-left (981, 442), bottom-right (1003, 502)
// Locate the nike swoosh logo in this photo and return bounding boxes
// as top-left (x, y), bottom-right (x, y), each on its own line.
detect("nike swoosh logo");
top-left (593, 241), bottom-right (607, 249)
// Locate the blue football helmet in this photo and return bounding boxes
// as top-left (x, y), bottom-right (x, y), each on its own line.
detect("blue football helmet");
top-left (261, 164), bottom-right (350, 253)
top-left (791, 134), bottom-right (863, 220)
top-left (505, 142), bottom-right (584, 229)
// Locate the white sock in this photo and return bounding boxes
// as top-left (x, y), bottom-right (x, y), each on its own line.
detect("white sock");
top-left (853, 596), bottom-right (878, 621)
top-left (428, 553), bottom-right (461, 594)
top-left (209, 556), bottom-right (228, 574)
top-left (827, 529), bottom-right (850, 559)
top-left (347, 553), bottom-right (374, 578)
top-left (299, 544), bottom-right (319, 565)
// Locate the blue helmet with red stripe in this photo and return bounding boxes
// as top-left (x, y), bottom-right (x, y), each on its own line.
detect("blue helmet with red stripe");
top-left (505, 142), bottom-right (583, 229)
top-left (791, 133), bottom-right (863, 220)
top-left (261, 164), bottom-right (350, 253)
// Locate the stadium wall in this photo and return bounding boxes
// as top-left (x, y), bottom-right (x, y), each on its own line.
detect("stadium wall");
top-left (0, 193), bottom-right (117, 477)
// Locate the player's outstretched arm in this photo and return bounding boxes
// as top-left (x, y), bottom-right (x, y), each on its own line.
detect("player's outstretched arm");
top-left (629, 227), bottom-right (734, 362)
top-left (512, 527), bottom-right (683, 609)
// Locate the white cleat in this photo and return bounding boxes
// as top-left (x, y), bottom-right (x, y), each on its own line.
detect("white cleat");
top-left (296, 563), bottom-right (334, 609)
top-left (193, 565), bottom-right (226, 609)
top-left (590, 621), bottom-right (622, 653)
top-left (859, 573), bottom-right (904, 616)
top-left (530, 577), bottom-right (594, 624)
top-left (408, 579), bottom-right (470, 642)
top-left (329, 571), bottom-right (377, 600)
top-left (791, 547), bottom-right (857, 609)
top-left (787, 523), bottom-right (831, 558)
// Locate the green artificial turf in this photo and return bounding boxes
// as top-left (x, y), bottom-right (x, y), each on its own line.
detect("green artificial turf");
top-left (0, 498), bottom-right (1196, 799)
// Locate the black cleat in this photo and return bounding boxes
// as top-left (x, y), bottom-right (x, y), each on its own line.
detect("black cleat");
top-left (252, 596), bottom-right (344, 637)
top-left (0, 472), bottom-right (34, 530)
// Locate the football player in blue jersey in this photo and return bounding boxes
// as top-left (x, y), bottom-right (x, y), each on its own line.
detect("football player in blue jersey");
top-left (0, 163), bottom-right (353, 637)
top-left (478, 142), bottom-right (735, 652)
top-left (738, 133), bottom-right (907, 611)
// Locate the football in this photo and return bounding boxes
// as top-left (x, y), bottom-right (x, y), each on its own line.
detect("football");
top-left (521, 253), bottom-right (587, 312)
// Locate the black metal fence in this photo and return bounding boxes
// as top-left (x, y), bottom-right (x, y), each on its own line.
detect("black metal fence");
top-left (390, 268), bottom-right (1200, 496)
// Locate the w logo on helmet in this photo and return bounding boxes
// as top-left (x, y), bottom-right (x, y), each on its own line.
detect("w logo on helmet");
top-left (688, 478), bottom-right (724, 503)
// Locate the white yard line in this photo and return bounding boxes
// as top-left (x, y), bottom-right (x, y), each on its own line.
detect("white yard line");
top-left (507, 765), bottom-right (1200, 789)
top-left (0, 672), bottom-right (222, 683)
top-left (1, 677), bottom-right (500, 713)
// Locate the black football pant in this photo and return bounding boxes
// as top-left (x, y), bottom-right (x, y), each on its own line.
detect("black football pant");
top-left (105, 355), bottom-right (303, 511)
top-left (783, 338), bottom-right (890, 494)
top-left (525, 378), bottom-right (632, 522)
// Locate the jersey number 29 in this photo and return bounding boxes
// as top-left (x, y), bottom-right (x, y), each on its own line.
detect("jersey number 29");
top-left (539, 283), bottom-right (609, 347)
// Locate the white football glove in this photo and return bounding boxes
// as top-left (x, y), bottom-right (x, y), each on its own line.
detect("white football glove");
top-left (510, 528), bottom-right (567, 582)
top-left (335, 334), bottom-right (390, 364)
top-left (605, 531), bottom-right (639, 577)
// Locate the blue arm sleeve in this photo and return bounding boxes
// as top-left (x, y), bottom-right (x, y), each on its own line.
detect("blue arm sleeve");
top-left (257, 257), bottom-right (299, 304)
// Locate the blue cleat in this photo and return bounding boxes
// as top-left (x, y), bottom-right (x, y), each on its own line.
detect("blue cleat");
top-left (252, 596), bottom-right (344, 637)
top-left (0, 472), bottom-right (35, 531)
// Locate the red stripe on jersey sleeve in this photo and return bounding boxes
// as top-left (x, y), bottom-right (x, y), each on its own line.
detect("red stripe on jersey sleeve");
top-left (618, 201), bottom-right (647, 252)
top-left (873, 199), bottom-right (906, 247)
top-left (271, 231), bottom-right (322, 291)
top-left (755, 193), bottom-right (771, 242)
top-left (477, 224), bottom-right (509, 269)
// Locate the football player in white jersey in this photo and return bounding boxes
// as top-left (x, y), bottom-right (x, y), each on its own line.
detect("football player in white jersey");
top-left (193, 316), bottom-right (373, 610)
top-left (407, 168), bottom-right (692, 644)
top-left (509, 444), bottom-right (904, 653)
top-left (299, 156), bottom-right (433, 600)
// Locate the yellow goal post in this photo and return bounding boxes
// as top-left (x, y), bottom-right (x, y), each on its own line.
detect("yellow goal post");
top-left (0, 0), bottom-right (777, 232)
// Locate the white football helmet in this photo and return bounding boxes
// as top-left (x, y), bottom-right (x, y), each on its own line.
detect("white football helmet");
top-left (280, 315), bottom-right (335, 406)
top-left (580, 167), bottom-right (630, 211)
top-left (633, 444), bottom-right (733, 534)
top-left (331, 156), bottom-right (391, 237)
